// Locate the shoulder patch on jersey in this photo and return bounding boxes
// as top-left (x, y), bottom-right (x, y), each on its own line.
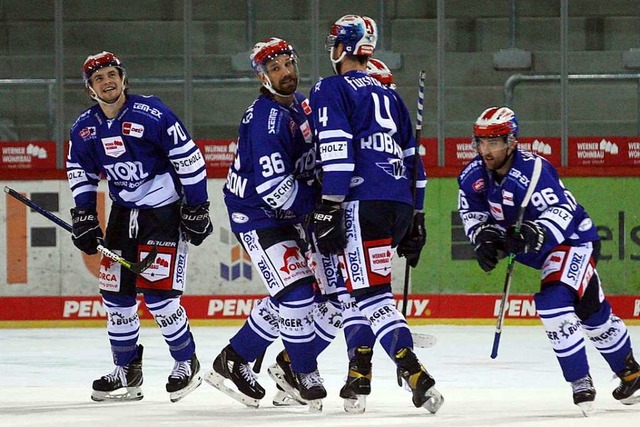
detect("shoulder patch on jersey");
top-left (472, 178), bottom-right (485, 192)
top-left (79, 126), bottom-right (96, 141)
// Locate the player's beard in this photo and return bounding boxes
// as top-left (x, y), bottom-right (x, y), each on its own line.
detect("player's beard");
top-left (275, 76), bottom-right (297, 96)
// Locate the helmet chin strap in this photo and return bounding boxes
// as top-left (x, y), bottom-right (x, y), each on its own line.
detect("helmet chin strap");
top-left (260, 73), bottom-right (297, 98)
top-left (330, 46), bottom-right (346, 74)
top-left (493, 144), bottom-right (516, 171)
top-left (88, 85), bottom-right (126, 107)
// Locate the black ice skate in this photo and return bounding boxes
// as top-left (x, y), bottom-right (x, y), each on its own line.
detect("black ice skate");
top-left (91, 344), bottom-right (144, 402)
top-left (571, 374), bottom-right (596, 416)
top-left (613, 351), bottom-right (640, 405)
top-left (166, 353), bottom-right (203, 403)
top-left (269, 350), bottom-right (305, 407)
top-left (339, 346), bottom-right (373, 414)
top-left (204, 344), bottom-right (265, 408)
top-left (395, 347), bottom-right (444, 414)
top-left (268, 350), bottom-right (324, 412)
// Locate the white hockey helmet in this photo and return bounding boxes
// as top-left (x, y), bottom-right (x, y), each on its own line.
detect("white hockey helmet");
top-left (472, 106), bottom-right (519, 145)
top-left (250, 37), bottom-right (299, 96)
top-left (366, 58), bottom-right (395, 89)
top-left (326, 15), bottom-right (377, 74)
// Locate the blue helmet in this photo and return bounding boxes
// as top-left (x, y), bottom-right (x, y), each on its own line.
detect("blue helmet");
top-left (326, 15), bottom-right (377, 74)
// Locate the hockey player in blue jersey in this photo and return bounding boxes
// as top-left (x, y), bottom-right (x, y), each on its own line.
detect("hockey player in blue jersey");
top-left (204, 37), bottom-right (327, 410)
top-left (458, 106), bottom-right (640, 415)
top-left (309, 15), bottom-right (443, 414)
top-left (67, 51), bottom-right (212, 403)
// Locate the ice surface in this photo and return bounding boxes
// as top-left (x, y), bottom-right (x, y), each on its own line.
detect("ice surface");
top-left (2, 325), bottom-right (639, 426)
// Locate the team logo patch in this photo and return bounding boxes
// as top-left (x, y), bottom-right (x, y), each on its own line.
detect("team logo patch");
top-left (366, 245), bottom-right (393, 277)
top-left (101, 136), bottom-right (126, 158)
top-left (122, 122), bottom-right (144, 138)
top-left (79, 126), bottom-right (96, 140)
top-left (472, 178), bottom-right (485, 192)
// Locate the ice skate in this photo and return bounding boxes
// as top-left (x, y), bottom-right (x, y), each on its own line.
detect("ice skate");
top-left (272, 384), bottom-right (305, 407)
top-left (571, 374), bottom-right (596, 416)
top-left (205, 344), bottom-right (265, 408)
top-left (166, 353), bottom-right (203, 403)
top-left (613, 352), bottom-right (640, 405)
top-left (91, 345), bottom-right (144, 402)
top-left (267, 350), bottom-right (306, 406)
top-left (339, 346), bottom-right (372, 414)
top-left (268, 350), bottom-right (324, 412)
top-left (395, 347), bottom-right (444, 414)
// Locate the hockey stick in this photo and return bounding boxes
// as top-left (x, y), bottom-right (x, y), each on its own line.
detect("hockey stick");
top-left (401, 69), bottom-right (426, 317)
top-left (4, 186), bottom-right (157, 274)
top-left (490, 156), bottom-right (542, 359)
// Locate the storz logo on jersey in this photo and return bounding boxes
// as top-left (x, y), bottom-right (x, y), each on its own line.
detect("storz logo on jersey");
top-left (122, 122), bottom-right (144, 138)
top-left (101, 136), bottom-right (126, 158)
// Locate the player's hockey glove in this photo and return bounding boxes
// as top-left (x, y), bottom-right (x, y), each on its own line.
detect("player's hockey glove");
top-left (397, 212), bottom-right (426, 268)
top-left (505, 220), bottom-right (546, 255)
top-left (180, 202), bottom-right (213, 246)
top-left (312, 200), bottom-right (345, 255)
top-left (70, 207), bottom-right (103, 255)
top-left (473, 224), bottom-right (506, 272)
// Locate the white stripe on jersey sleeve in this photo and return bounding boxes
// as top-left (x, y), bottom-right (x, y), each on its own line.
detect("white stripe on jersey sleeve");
top-left (180, 170), bottom-right (207, 186)
top-left (318, 129), bottom-right (353, 140)
top-left (168, 139), bottom-right (197, 156)
top-left (323, 164), bottom-right (355, 172)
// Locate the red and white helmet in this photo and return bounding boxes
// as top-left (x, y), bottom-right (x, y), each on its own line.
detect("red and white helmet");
top-left (473, 106), bottom-right (519, 140)
top-left (82, 51), bottom-right (126, 87)
top-left (250, 37), bottom-right (299, 95)
top-left (326, 15), bottom-right (377, 74)
top-left (366, 58), bottom-right (395, 89)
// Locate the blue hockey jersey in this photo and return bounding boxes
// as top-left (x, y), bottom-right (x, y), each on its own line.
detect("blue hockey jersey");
top-left (223, 92), bottom-right (317, 233)
top-left (457, 149), bottom-right (600, 269)
top-left (309, 70), bottom-right (426, 209)
top-left (67, 94), bottom-right (208, 209)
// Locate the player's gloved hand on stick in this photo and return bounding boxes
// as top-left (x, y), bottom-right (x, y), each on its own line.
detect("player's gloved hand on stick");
top-left (473, 223), bottom-right (505, 272)
top-left (70, 207), bottom-right (103, 255)
top-left (180, 202), bottom-right (213, 246)
top-left (312, 200), bottom-right (345, 255)
top-left (505, 220), bottom-right (546, 254)
top-left (397, 211), bottom-right (426, 268)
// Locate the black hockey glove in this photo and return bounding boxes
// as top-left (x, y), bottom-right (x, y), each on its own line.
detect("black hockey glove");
top-left (312, 200), bottom-right (345, 256)
top-left (70, 207), bottom-right (103, 255)
top-left (505, 220), bottom-right (546, 255)
top-left (180, 202), bottom-right (213, 246)
top-left (473, 224), bottom-right (505, 272)
top-left (397, 212), bottom-right (426, 268)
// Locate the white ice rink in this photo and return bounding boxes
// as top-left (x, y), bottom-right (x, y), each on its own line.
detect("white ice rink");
top-left (2, 324), bottom-right (639, 427)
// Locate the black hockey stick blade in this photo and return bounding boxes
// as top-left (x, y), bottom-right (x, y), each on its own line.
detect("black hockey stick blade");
top-left (4, 186), bottom-right (157, 274)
